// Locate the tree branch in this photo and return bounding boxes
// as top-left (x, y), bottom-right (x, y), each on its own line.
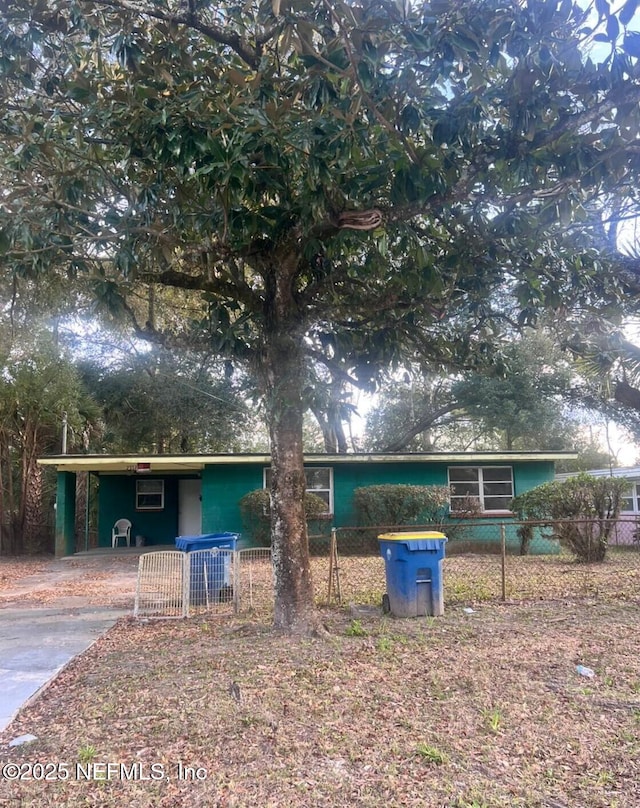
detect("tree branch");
top-left (380, 402), bottom-right (463, 453)
top-left (89, 0), bottom-right (262, 69)
top-left (305, 348), bottom-right (372, 391)
top-left (137, 267), bottom-right (258, 308)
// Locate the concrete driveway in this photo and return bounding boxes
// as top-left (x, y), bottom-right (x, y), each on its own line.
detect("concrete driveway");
top-left (0, 606), bottom-right (126, 731)
top-left (0, 553), bottom-right (139, 733)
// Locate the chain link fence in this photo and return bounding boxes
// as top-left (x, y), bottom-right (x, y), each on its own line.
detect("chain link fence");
top-left (317, 518), bottom-right (640, 607)
top-left (134, 519), bottom-right (640, 619)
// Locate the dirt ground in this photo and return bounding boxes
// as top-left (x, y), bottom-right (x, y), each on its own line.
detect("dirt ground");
top-left (0, 553), bottom-right (639, 808)
top-left (0, 554), bottom-right (139, 610)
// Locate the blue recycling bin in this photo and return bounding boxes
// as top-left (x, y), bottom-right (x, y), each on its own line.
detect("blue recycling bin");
top-left (378, 531), bottom-right (447, 617)
top-left (175, 533), bottom-right (239, 605)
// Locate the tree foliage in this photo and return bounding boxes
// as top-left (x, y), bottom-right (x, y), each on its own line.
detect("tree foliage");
top-left (365, 331), bottom-right (576, 452)
top-left (3, 0), bottom-right (640, 628)
top-left (77, 346), bottom-right (261, 453)
top-left (450, 332), bottom-right (574, 450)
top-left (0, 327), bottom-right (99, 553)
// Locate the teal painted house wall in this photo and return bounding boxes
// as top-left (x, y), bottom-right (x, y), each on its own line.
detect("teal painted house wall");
top-left (97, 475), bottom-right (180, 547)
top-left (332, 460), bottom-right (554, 523)
top-left (201, 464), bottom-right (263, 541)
top-left (332, 462), bottom-right (446, 526)
top-left (92, 458), bottom-right (559, 552)
top-left (512, 461), bottom-right (554, 496)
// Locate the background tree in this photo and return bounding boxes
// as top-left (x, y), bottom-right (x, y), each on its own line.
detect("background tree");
top-left (0, 327), bottom-right (98, 553)
top-left (364, 370), bottom-right (460, 452)
top-left (451, 333), bottom-right (574, 450)
top-left (3, 0), bottom-right (640, 631)
top-left (555, 317), bottom-right (640, 457)
top-left (77, 346), bottom-right (262, 454)
top-left (364, 331), bottom-right (576, 452)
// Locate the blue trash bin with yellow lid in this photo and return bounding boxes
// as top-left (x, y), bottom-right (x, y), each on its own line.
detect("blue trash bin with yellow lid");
top-left (378, 531), bottom-right (447, 617)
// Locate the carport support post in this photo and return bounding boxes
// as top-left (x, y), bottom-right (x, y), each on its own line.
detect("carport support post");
top-left (55, 471), bottom-right (77, 558)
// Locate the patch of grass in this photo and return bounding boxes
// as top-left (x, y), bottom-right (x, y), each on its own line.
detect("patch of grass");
top-left (415, 742), bottom-right (448, 764)
top-left (345, 618), bottom-right (367, 637)
top-left (482, 707), bottom-right (503, 733)
top-left (77, 744), bottom-right (97, 764)
top-left (451, 798), bottom-right (491, 808)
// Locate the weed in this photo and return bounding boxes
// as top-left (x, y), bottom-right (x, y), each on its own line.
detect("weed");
top-left (595, 770), bottom-right (615, 787)
top-left (415, 742), bottom-right (448, 764)
top-left (482, 707), bottom-right (503, 733)
top-left (345, 619), bottom-right (367, 637)
top-left (77, 744), bottom-right (97, 764)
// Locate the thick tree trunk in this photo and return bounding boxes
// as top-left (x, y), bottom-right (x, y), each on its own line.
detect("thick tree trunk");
top-left (265, 336), bottom-right (317, 633)
top-left (260, 251), bottom-right (319, 634)
top-left (75, 471), bottom-right (89, 552)
top-left (23, 461), bottom-right (46, 552)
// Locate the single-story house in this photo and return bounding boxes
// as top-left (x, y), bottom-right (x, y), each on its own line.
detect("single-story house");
top-left (555, 466), bottom-right (640, 545)
top-left (39, 451), bottom-right (577, 557)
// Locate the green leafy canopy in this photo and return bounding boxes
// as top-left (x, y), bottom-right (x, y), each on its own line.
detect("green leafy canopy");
top-left (1, 0), bottom-right (639, 380)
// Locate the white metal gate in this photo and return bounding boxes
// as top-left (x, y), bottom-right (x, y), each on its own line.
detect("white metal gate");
top-left (236, 548), bottom-right (273, 614)
top-left (186, 548), bottom-right (236, 615)
top-left (134, 548), bottom-right (273, 619)
top-left (134, 551), bottom-right (187, 619)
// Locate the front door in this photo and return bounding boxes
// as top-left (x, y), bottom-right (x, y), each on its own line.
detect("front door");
top-left (178, 479), bottom-right (202, 537)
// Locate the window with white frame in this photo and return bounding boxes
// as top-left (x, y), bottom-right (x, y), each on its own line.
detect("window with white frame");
top-left (621, 481), bottom-right (640, 513)
top-left (448, 466), bottom-right (514, 513)
top-left (136, 479), bottom-right (165, 510)
top-left (263, 467), bottom-right (333, 515)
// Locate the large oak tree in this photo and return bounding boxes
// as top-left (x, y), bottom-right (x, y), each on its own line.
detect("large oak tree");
top-left (2, 0), bottom-right (640, 631)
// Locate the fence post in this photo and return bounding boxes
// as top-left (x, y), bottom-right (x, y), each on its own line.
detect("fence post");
top-left (501, 523), bottom-right (506, 602)
top-left (327, 528), bottom-right (342, 605)
top-left (233, 550), bottom-right (241, 615)
top-left (182, 552), bottom-right (190, 618)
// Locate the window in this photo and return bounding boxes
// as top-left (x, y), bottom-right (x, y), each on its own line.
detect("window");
top-left (136, 479), bottom-right (164, 510)
top-left (621, 482), bottom-right (640, 513)
top-left (448, 466), bottom-right (514, 513)
top-left (263, 467), bottom-right (333, 515)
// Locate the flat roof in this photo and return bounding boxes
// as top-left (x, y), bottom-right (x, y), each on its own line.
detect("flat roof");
top-left (556, 466), bottom-right (640, 481)
top-left (38, 451), bottom-right (578, 474)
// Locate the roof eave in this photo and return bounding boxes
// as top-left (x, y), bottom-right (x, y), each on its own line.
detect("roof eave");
top-left (38, 451), bottom-right (579, 474)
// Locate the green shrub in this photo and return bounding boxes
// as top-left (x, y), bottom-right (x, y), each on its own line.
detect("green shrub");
top-left (352, 484), bottom-right (480, 546)
top-left (353, 484), bottom-right (451, 527)
top-left (238, 489), bottom-right (328, 546)
top-left (511, 473), bottom-right (629, 562)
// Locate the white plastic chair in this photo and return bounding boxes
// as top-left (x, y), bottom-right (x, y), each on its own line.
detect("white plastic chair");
top-left (112, 518), bottom-right (132, 548)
